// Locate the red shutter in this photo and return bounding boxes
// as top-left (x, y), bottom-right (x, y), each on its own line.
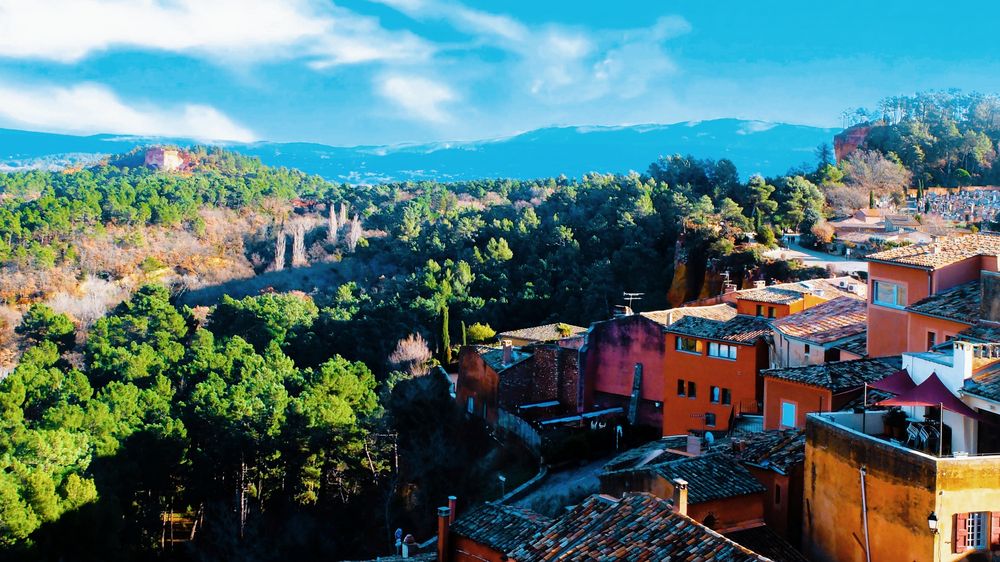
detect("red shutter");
top-left (954, 513), bottom-right (968, 553)
top-left (990, 512), bottom-right (1000, 548)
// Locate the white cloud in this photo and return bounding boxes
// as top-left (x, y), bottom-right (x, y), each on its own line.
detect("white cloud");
top-left (0, 82), bottom-right (255, 141)
top-left (0, 0), bottom-right (432, 67)
top-left (374, 1), bottom-right (689, 103)
top-left (377, 75), bottom-right (457, 123)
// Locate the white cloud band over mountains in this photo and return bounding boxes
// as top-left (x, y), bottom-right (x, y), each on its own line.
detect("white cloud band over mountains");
top-left (0, 82), bottom-right (255, 141)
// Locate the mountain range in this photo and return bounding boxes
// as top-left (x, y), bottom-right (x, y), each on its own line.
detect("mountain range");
top-left (0, 119), bottom-right (839, 182)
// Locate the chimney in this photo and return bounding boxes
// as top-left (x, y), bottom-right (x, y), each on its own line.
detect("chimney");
top-left (437, 506), bottom-right (451, 562)
top-left (448, 496), bottom-right (457, 526)
top-left (671, 478), bottom-right (689, 515)
top-left (723, 282), bottom-right (737, 295)
top-left (501, 340), bottom-right (514, 365)
top-left (685, 434), bottom-right (701, 456)
top-left (981, 271), bottom-right (1000, 323)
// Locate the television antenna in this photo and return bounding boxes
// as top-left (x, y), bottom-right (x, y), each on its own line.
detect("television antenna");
top-left (623, 292), bottom-right (644, 309)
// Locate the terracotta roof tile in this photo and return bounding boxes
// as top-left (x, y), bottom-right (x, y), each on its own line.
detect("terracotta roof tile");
top-left (908, 281), bottom-right (981, 324)
top-left (640, 304), bottom-right (737, 326)
top-left (833, 332), bottom-right (868, 358)
top-left (865, 233), bottom-right (1000, 269)
top-left (772, 297), bottom-right (867, 344)
top-left (960, 322), bottom-right (1000, 343)
top-left (762, 358), bottom-right (899, 393)
top-left (449, 502), bottom-right (551, 553)
top-left (508, 493), bottom-right (769, 561)
top-left (963, 363), bottom-right (1000, 403)
top-left (728, 430), bottom-right (805, 474)
top-left (666, 314), bottom-right (772, 344)
top-left (498, 322), bottom-right (586, 342)
top-left (653, 454), bottom-right (766, 503)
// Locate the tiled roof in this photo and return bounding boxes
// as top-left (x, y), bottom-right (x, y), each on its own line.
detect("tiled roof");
top-left (602, 436), bottom-right (691, 474)
top-left (833, 332), bottom-right (868, 358)
top-left (474, 345), bottom-right (533, 373)
top-left (654, 454), bottom-right (766, 504)
top-left (343, 554), bottom-right (435, 562)
top-left (762, 358), bottom-right (899, 393)
top-left (772, 297), bottom-right (867, 344)
top-left (666, 314), bottom-right (772, 344)
top-left (449, 502), bottom-right (551, 553)
top-left (908, 281), bottom-right (981, 324)
top-left (498, 322), bottom-right (586, 342)
top-left (640, 304), bottom-right (737, 327)
top-left (736, 286), bottom-right (811, 304)
top-left (960, 322), bottom-right (1000, 344)
top-left (885, 214), bottom-right (920, 227)
top-left (736, 277), bottom-right (867, 304)
top-left (725, 526), bottom-right (810, 562)
top-left (838, 387), bottom-right (895, 411)
top-left (865, 233), bottom-right (1000, 269)
top-left (729, 430), bottom-right (805, 474)
top-left (963, 364), bottom-right (1000, 403)
top-left (508, 493), bottom-right (769, 561)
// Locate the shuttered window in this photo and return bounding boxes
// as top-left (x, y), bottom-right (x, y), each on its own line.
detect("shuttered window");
top-left (954, 512), bottom-right (998, 553)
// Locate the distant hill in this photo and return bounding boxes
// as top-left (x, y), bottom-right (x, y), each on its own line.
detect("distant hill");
top-left (0, 119), bottom-right (839, 181)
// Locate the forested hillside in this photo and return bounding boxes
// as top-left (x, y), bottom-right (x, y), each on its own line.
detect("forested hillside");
top-left (846, 90), bottom-right (1000, 187)
top-left (0, 146), bottom-right (853, 560)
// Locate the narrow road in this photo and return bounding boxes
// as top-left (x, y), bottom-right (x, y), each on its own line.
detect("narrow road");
top-left (766, 237), bottom-right (868, 274)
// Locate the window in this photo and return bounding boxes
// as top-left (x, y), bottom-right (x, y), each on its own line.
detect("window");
top-left (705, 412), bottom-right (716, 426)
top-left (755, 305), bottom-right (763, 317)
top-left (873, 280), bottom-right (907, 308)
top-left (774, 484), bottom-right (782, 505)
top-left (466, 396), bottom-right (475, 414)
top-left (708, 342), bottom-right (738, 360)
top-left (482, 403), bottom-right (488, 419)
top-left (780, 401), bottom-right (797, 428)
top-left (804, 343), bottom-right (811, 357)
top-left (966, 512), bottom-right (987, 550)
top-left (767, 306), bottom-right (776, 319)
top-left (927, 331), bottom-right (937, 350)
top-left (710, 386), bottom-right (721, 403)
top-left (677, 379), bottom-right (686, 397)
top-left (721, 388), bottom-right (732, 405)
top-left (688, 381), bottom-right (697, 398)
top-left (676, 337), bottom-right (701, 354)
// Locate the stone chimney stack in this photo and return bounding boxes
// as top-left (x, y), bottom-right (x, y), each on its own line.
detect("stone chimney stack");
top-left (501, 340), bottom-right (513, 365)
top-left (671, 478), bottom-right (689, 515)
top-left (437, 506), bottom-right (451, 562)
top-left (981, 270), bottom-right (1000, 323)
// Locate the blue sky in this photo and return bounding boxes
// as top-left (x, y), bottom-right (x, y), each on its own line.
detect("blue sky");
top-left (0, 0), bottom-right (999, 145)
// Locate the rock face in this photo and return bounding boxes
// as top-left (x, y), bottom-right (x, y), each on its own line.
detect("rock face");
top-left (144, 147), bottom-right (183, 171)
top-left (833, 125), bottom-right (871, 162)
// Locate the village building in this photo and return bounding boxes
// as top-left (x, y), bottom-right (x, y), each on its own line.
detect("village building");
top-left (865, 233), bottom-right (1000, 357)
top-left (761, 358), bottom-right (899, 431)
top-left (770, 296), bottom-right (867, 368)
top-left (661, 311), bottom-right (772, 435)
top-left (144, 146), bottom-right (184, 171)
top-left (801, 338), bottom-right (1000, 562)
top-left (581, 304), bottom-right (735, 429)
top-left (445, 502), bottom-right (551, 562)
top-left (497, 322), bottom-right (586, 348)
top-left (830, 332), bottom-right (868, 361)
top-left (729, 430), bottom-right (807, 545)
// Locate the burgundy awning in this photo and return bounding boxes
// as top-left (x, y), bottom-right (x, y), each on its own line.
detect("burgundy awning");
top-left (870, 369), bottom-right (917, 395)
top-left (878, 373), bottom-right (983, 420)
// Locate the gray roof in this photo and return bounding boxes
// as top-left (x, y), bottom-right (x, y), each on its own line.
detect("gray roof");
top-left (666, 314), bottom-right (772, 344)
top-left (498, 322), bottom-right (586, 342)
top-left (763, 358), bottom-right (899, 393)
top-left (908, 281), bottom-right (981, 325)
top-left (654, 454), bottom-right (767, 504)
top-left (449, 502), bottom-right (551, 553)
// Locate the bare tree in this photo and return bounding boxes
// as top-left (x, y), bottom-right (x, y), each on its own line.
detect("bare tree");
top-left (388, 333), bottom-right (432, 377)
top-left (339, 202), bottom-right (349, 225)
top-left (823, 184), bottom-right (869, 214)
top-left (272, 231), bottom-right (286, 271)
top-left (842, 149), bottom-right (913, 199)
top-left (327, 203), bottom-right (339, 244)
top-left (346, 214), bottom-right (362, 253)
top-left (291, 221), bottom-right (308, 267)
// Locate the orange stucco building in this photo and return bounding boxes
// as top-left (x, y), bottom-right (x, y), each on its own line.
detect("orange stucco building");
top-left (662, 313), bottom-right (772, 435)
top-left (865, 234), bottom-right (1000, 357)
top-left (803, 412), bottom-right (1000, 562)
